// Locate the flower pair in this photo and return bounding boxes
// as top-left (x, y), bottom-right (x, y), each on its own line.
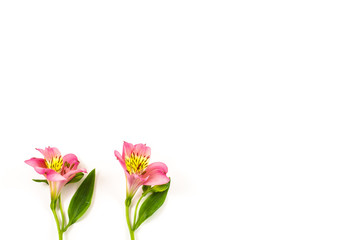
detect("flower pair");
top-left (25, 141), bottom-right (170, 240)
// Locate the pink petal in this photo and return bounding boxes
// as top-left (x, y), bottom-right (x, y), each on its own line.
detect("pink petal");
top-left (145, 162), bottom-right (168, 174)
top-left (127, 174), bottom-right (146, 197)
top-left (36, 147), bottom-right (61, 162)
top-left (143, 172), bottom-right (170, 186)
top-left (62, 154), bottom-right (79, 171)
top-left (33, 168), bottom-right (66, 182)
top-left (122, 141), bottom-right (134, 159)
top-left (34, 166), bottom-right (48, 175)
top-left (115, 150), bottom-right (128, 173)
top-left (63, 153), bottom-right (78, 165)
top-left (114, 150), bottom-right (122, 161)
top-left (133, 143), bottom-right (151, 158)
top-left (25, 158), bottom-right (46, 168)
top-left (45, 170), bottom-right (66, 181)
top-left (63, 168), bottom-right (87, 181)
top-left (35, 148), bottom-right (46, 156)
top-left (143, 162), bottom-right (169, 186)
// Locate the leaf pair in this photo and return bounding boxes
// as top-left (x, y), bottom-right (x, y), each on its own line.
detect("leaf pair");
top-left (133, 180), bottom-right (171, 230)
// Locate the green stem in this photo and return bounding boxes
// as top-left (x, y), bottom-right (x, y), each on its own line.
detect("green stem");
top-left (51, 199), bottom-right (63, 240)
top-left (63, 223), bottom-right (70, 232)
top-left (125, 198), bottom-right (135, 240)
top-left (133, 193), bottom-right (146, 226)
top-left (59, 195), bottom-right (66, 232)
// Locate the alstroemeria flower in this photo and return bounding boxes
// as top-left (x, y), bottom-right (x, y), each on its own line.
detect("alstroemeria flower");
top-left (25, 147), bottom-right (87, 200)
top-left (114, 141), bottom-right (170, 198)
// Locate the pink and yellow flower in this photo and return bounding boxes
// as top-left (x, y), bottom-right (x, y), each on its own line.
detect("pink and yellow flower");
top-left (114, 141), bottom-right (170, 198)
top-left (25, 147), bottom-right (87, 200)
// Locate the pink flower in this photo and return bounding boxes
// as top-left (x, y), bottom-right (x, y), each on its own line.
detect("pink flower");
top-left (25, 147), bottom-right (87, 200)
top-left (114, 141), bottom-right (170, 198)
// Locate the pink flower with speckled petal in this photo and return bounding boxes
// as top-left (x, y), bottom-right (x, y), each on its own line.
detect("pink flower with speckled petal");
top-left (115, 141), bottom-right (171, 240)
top-left (114, 141), bottom-right (170, 198)
top-left (25, 147), bottom-right (87, 200)
top-left (25, 146), bottom-right (95, 240)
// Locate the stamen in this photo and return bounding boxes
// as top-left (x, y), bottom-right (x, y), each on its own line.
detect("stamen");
top-left (45, 156), bottom-right (64, 173)
top-left (125, 152), bottom-right (149, 174)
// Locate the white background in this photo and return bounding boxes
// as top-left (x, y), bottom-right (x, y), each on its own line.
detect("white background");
top-left (0, 1), bottom-right (362, 239)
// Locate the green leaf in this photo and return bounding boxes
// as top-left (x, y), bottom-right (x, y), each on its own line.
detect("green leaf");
top-left (151, 183), bottom-right (169, 192)
top-left (32, 179), bottom-right (48, 184)
top-left (67, 169), bottom-right (95, 227)
top-left (141, 182), bottom-right (169, 195)
top-left (133, 180), bottom-right (170, 230)
top-left (65, 172), bottom-right (84, 185)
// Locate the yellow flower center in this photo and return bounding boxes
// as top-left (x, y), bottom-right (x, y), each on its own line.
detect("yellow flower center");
top-left (125, 152), bottom-right (149, 174)
top-left (45, 156), bottom-right (64, 172)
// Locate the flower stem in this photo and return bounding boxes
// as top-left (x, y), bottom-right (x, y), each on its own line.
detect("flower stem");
top-left (133, 193), bottom-right (146, 226)
top-left (125, 198), bottom-right (135, 240)
top-left (51, 199), bottom-right (63, 240)
top-left (59, 195), bottom-right (66, 231)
